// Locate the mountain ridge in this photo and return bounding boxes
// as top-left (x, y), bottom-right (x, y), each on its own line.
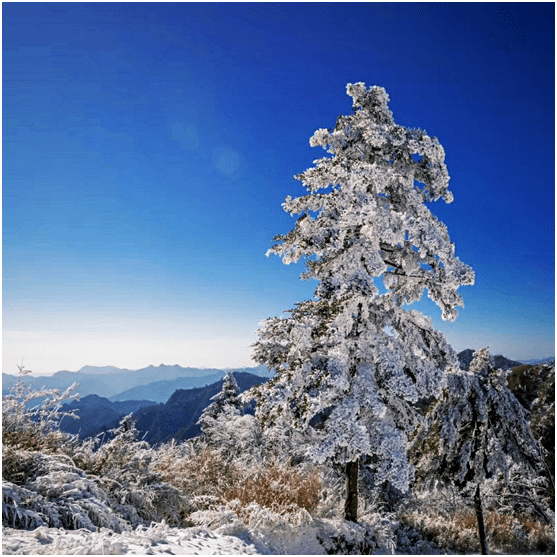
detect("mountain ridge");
top-left (58, 395), bottom-right (158, 439)
top-left (109, 371), bottom-right (227, 403)
top-left (131, 371), bottom-right (268, 444)
top-left (57, 371), bottom-right (268, 444)
top-left (2, 364), bottom-right (272, 400)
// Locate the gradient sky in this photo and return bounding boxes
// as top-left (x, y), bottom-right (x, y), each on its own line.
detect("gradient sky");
top-left (3, 2), bottom-right (554, 375)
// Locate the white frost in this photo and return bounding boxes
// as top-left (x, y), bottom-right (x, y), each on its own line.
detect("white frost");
top-left (253, 82), bottom-right (474, 489)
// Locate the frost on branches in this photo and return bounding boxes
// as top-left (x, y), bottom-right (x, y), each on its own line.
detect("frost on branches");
top-left (198, 371), bottom-right (243, 431)
top-left (197, 371), bottom-right (264, 465)
top-left (411, 348), bottom-right (552, 554)
top-left (252, 83), bottom-right (474, 521)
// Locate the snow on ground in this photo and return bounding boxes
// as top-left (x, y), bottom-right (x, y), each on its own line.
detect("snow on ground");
top-left (2, 523), bottom-right (260, 555)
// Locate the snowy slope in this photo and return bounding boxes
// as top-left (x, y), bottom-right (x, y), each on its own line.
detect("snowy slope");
top-left (2, 523), bottom-right (260, 555)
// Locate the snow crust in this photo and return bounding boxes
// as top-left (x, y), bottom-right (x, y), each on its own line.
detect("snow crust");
top-left (2, 523), bottom-right (259, 555)
top-left (1, 519), bottom-right (370, 555)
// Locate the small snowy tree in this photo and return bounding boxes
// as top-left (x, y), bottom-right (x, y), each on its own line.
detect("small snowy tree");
top-left (411, 348), bottom-right (551, 554)
top-left (253, 83), bottom-right (474, 521)
top-left (198, 371), bottom-right (243, 434)
top-left (197, 371), bottom-right (264, 464)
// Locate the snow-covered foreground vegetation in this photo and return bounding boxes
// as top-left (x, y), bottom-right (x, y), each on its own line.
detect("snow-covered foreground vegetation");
top-left (2, 363), bottom-right (554, 555)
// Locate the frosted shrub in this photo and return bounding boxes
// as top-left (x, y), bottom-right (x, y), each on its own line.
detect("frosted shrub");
top-left (190, 502), bottom-right (317, 555)
top-left (84, 415), bottom-right (194, 527)
top-left (2, 482), bottom-right (48, 530)
top-left (189, 504), bottom-right (246, 532)
top-left (2, 407), bottom-right (194, 532)
top-left (226, 502), bottom-right (319, 555)
top-left (211, 413), bottom-right (267, 466)
top-left (2, 454), bottom-right (129, 532)
top-left (28, 470), bottom-right (125, 531)
top-left (2, 365), bottom-right (78, 454)
top-left (88, 414), bottom-right (148, 474)
top-left (2, 445), bottom-right (50, 486)
top-left (236, 501), bottom-right (314, 530)
top-left (2, 442), bottom-right (193, 531)
top-left (199, 374), bottom-right (267, 467)
top-left (401, 509), bottom-right (555, 555)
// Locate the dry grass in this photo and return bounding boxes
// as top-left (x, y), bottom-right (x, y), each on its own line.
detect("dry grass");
top-left (516, 516), bottom-right (556, 555)
top-left (402, 510), bottom-right (555, 554)
top-left (2, 427), bottom-right (72, 454)
top-left (154, 448), bottom-right (320, 518)
top-left (224, 460), bottom-right (321, 515)
top-left (154, 448), bottom-right (243, 498)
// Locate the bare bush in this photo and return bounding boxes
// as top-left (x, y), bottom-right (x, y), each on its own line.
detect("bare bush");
top-left (224, 461), bottom-right (320, 515)
top-left (154, 446), bottom-right (243, 500)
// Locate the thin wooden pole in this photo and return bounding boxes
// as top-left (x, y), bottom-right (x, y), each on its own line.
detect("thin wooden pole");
top-left (474, 483), bottom-right (489, 555)
top-left (344, 459), bottom-right (359, 522)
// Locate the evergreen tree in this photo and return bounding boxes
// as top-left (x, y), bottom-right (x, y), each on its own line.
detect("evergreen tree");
top-left (198, 371), bottom-right (243, 433)
top-left (196, 371), bottom-right (265, 463)
top-left (411, 348), bottom-right (551, 554)
top-left (253, 82), bottom-right (474, 521)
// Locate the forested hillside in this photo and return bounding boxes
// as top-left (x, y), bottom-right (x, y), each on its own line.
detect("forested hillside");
top-left (57, 395), bottom-right (157, 439)
top-left (131, 372), bottom-right (267, 444)
top-left (507, 363), bottom-right (555, 481)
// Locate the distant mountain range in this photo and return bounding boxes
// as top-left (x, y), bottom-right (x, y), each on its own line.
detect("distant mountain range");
top-left (110, 371), bottom-right (225, 403)
top-left (2, 364), bottom-right (272, 401)
top-left (518, 357), bottom-right (555, 365)
top-left (3, 352), bottom-right (553, 405)
top-left (4, 349), bottom-right (554, 407)
top-left (58, 371), bottom-right (267, 443)
top-left (58, 396), bottom-right (158, 439)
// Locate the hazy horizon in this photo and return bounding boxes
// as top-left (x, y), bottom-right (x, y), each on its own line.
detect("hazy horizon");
top-left (4, 353), bottom-right (555, 379)
top-left (4, 360), bottom-right (269, 378)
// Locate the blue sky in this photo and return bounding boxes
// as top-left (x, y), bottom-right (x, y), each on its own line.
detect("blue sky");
top-left (3, 2), bottom-right (554, 375)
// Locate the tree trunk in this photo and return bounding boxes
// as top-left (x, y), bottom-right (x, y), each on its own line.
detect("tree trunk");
top-left (474, 483), bottom-right (489, 555)
top-left (344, 459), bottom-right (359, 522)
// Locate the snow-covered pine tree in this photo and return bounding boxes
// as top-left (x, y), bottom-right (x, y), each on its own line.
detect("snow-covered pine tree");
top-left (196, 371), bottom-right (265, 463)
top-left (411, 348), bottom-right (551, 554)
top-left (252, 82), bottom-right (474, 522)
top-left (198, 371), bottom-right (243, 432)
